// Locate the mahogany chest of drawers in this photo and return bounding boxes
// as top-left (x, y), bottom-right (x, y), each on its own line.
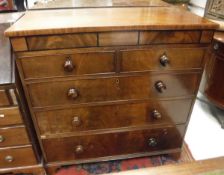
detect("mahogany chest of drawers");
top-left (5, 7), bottom-right (218, 174)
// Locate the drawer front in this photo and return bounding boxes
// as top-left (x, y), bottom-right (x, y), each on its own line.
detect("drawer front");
top-left (0, 107), bottom-right (23, 126)
top-left (121, 47), bottom-right (205, 72)
top-left (0, 127), bottom-right (30, 147)
top-left (20, 51), bottom-right (115, 79)
top-left (28, 73), bottom-right (200, 107)
top-left (27, 33), bottom-right (97, 50)
top-left (0, 90), bottom-right (10, 107)
top-left (36, 98), bottom-right (193, 135)
top-left (0, 146), bottom-right (37, 168)
top-left (139, 31), bottom-right (201, 44)
top-left (43, 125), bottom-right (185, 162)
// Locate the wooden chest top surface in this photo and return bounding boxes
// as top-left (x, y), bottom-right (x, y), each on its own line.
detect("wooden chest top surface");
top-left (5, 7), bottom-right (218, 37)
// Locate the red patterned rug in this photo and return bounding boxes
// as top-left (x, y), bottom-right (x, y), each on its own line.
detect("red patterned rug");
top-left (55, 143), bottom-right (194, 175)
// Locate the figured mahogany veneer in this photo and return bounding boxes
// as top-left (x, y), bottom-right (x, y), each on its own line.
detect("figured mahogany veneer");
top-left (19, 51), bottom-right (115, 79)
top-left (6, 6), bottom-right (217, 171)
top-left (36, 98), bottom-right (193, 136)
top-left (27, 73), bottom-right (200, 108)
top-left (120, 47), bottom-right (206, 72)
top-left (42, 125), bottom-right (185, 162)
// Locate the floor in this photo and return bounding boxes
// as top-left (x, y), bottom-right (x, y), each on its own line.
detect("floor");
top-left (185, 93), bottom-right (224, 160)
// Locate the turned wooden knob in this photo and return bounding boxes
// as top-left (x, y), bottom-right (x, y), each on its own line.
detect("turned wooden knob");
top-left (0, 135), bottom-right (5, 143)
top-left (75, 145), bottom-right (84, 154)
top-left (64, 57), bottom-right (74, 72)
top-left (151, 109), bottom-right (162, 119)
top-left (155, 81), bottom-right (166, 93)
top-left (67, 88), bottom-right (79, 100)
top-left (72, 116), bottom-right (82, 127)
top-left (5, 155), bottom-right (14, 163)
top-left (159, 54), bottom-right (169, 66)
top-left (148, 138), bottom-right (157, 147)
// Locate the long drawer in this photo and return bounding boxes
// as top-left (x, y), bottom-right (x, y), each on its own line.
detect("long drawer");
top-left (0, 107), bottom-right (23, 126)
top-left (0, 126), bottom-right (30, 147)
top-left (42, 125), bottom-right (185, 162)
top-left (27, 73), bottom-right (200, 107)
top-left (120, 47), bottom-right (205, 72)
top-left (19, 51), bottom-right (115, 80)
top-left (36, 98), bottom-right (193, 136)
top-left (0, 146), bottom-right (37, 168)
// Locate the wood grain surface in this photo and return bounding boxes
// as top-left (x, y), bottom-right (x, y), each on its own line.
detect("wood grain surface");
top-left (5, 7), bottom-right (218, 37)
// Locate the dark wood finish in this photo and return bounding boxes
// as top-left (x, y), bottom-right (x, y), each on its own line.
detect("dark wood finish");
top-left (0, 126), bottom-right (30, 147)
top-left (19, 51), bottom-right (115, 79)
top-left (0, 146), bottom-right (37, 168)
top-left (120, 47), bottom-right (205, 72)
top-left (0, 107), bottom-right (23, 126)
top-left (6, 4), bottom-right (216, 167)
top-left (35, 98), bottom-right (193, 136)
top-left (27, 33), bottom-right (97, 50)
top-left (139, 31), bottom-right (201, 44)
top-left (99, 32), bottom-right (138, 46)
top-left (0, 90), bottom-right (10, 107)
top-left (27, 73), bottom-right (200, 108)
top-left (42, 125), bottom-right (185, 162)
top-left (202, 32), bottom-right (224, 109)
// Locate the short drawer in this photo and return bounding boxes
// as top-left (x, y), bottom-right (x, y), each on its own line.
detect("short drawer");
top-left (28, 73), bottom-right (200, 107)
top-left (120, 47), bottom-right (205, 72)
top-left (0, 90), bottom-right (10, 107)
top-left (36, 98), bottom-right (193, 135)
top-left (26, 33), bottom-right (97, 50)
top-left (0, 107), bottom-right (23, 126)
top-left (0, 126), bottom-right (30, 147)
top-left (19, 51), bottom-right (115, 79)
top-left (42, 125), bottom-right (185, 162)
top-left (0, 146), bottom-right (37, 168)
top-left (139, 30), bottom-right (201, 44)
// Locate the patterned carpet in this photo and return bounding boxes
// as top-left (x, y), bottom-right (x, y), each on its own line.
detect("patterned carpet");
top-left (55, 143), bottom-right (194, 175)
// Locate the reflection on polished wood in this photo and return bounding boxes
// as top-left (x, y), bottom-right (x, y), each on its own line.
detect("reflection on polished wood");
top-left (5, 7), bottom-right (218, 37)
top-left (31, 0), bottom-right (169, 9)
top-left (6, 2), bottom-right (218, 173)
top-left (27, 73), bottom-right (200, 108)
top-left (36, 98), bottom-right (193, 136)
top-left (42, 125), bottom-right (184, 162)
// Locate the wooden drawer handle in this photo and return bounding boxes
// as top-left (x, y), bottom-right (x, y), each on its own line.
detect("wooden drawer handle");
top-left (148, 138), bottom-right (157, 147)
top-left (67, 88), bottom-right (79, 100)
top-left (151, 109), bottom-right (162, 119)
top-left (64, 57), bottom-right (74, 72)
top-left (75, 145), bottom-right (84, 154)
top-left (72, 116), bottom-right (82, 127)
top-left (155, 81), bottom-right (166, 93)
top-left (0, 135), bottom-right (5, 143)
top-left (159, 54), bottom-right (169, 67)
top-left (5, 155), bottom-right (14, 163)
